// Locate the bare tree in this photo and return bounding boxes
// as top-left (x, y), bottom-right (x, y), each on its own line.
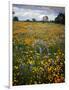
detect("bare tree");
top-left (43, 16), bottom-right (48, 22)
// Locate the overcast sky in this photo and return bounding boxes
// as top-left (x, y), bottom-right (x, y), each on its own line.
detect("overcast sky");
top-left (13, 4), bottom-right (65, 21)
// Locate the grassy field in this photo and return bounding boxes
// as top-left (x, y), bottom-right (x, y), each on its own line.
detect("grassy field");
top-left (13, 21), bottom-right (65, 85)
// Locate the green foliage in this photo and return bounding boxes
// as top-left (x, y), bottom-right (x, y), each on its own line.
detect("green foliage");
top-left (55, 13), bottom-right (65, 24)
top-left (13, 16), bottom-right (19, 21)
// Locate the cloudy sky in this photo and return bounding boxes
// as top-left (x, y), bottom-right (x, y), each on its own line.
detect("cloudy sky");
top-left (12, 4), bottom-right (65, 21)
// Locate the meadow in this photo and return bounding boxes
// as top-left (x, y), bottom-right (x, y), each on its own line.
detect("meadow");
top-left (13, 21), bottom-right (65, 85)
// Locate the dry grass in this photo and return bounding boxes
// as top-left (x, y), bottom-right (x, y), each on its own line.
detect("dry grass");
top-left (13, 21), bottom-right (64, 47)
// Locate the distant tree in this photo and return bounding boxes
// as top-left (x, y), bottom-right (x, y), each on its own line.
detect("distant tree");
top-left (26, 19), bottom-right (30, 22)
top-left (55, 13), bottom-right (65, 24)
top-left (32, 18), bottom-right (36, 22)
top-left (43, 16), bottom-right (48, 22)
top-left (13, 16), bottom-right (19, 21)
top-left (50, 20), bottom-right (54, 23)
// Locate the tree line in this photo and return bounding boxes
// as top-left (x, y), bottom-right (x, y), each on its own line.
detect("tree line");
top-left (13, 13), bottom-right (65, 24)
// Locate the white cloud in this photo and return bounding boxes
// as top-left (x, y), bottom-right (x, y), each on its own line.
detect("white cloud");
top-left (13, 5), bottom-right (65, 21)
top-left (13, 7), bottom-right (45, 20)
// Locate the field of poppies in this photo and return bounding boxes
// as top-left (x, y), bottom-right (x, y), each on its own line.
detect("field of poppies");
top-left (13, 21), bottom-right (65, 85)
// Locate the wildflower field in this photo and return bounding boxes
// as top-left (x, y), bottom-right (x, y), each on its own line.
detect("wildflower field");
top-left (13, 21), bottom-right (65, 85)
